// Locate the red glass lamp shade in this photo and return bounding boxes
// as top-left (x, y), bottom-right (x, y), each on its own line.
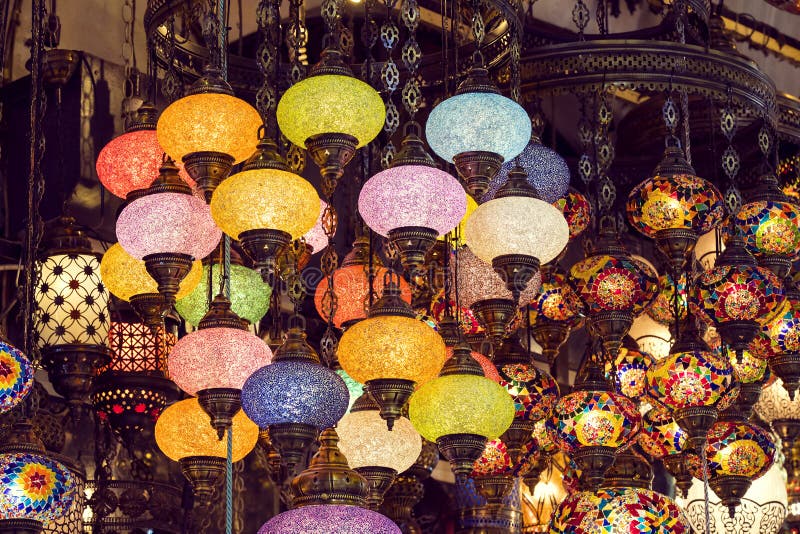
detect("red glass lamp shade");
top-left (554, 188), bottom-right (592, 240)
top-left (638, 406), bottom-right (686, 459)
top-left (445, 346), bottom-right (499, 382)
top-left (692, 265), bottom-right (785, 328)
top-left (568, 254), bottom-right (657, 316)
top-left (103, 321), bottom-right (176, 374)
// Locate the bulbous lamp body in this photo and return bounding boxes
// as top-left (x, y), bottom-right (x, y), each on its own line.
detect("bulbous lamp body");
top-left (336, 411), bottom-right (422, 473)
top-left (692, 265), bottom-right (785, 327)
top-left (645, 349), bottom-right (735, 411)
top-left (257, 504), bottom-right (400, 534)
top-left (647, 273), bottom-right (687, 325)
top-left (735, 199), bottom-right (800, 258)
top-left (554, 188), bottom-right (593, 240)
top-left (568, 254), bottom-right (658, 315)
top-left (0, 341), bottom-right (34, 414)
top-left (0, 452), bottom-right (77, 523)
top-left (454, 246), bottom-right (542, 307)
top-left (496, 363), bottom-right (559, 422)
top-left (484, 140), bottom-right (570, 203)
top-left (638, 407), bottom-right (686, 459)
top-left (687, 420), bottom-right (775, 481)
top-left (607, 345), bottom-right (655, 399)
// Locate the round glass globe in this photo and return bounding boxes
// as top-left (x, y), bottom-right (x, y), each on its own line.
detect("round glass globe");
top-left (337, 369), bottom-right (364, 412)
top-left (168, 327), bottom-right (273, 395)
top-left (688, 420), bottom-right (775, 480)
top-left (157, 92), bottom-right (262, 163)
top-left (338, 314), bottom-right (447, 385)
top-left (766, 289), bottom-right (800, 355)
top-left (155, 397), bottom-right (258, 462)
top-left (569, 254), bottom-right (658, 315)
top-left (408, 374), bottom-right (515, 442)
top-left (96, 129), bottom-right (195, 199)
top-left (425, 92), bottom-right (530, 162)
top-left (101, 243), bottom-right (203, 302)
top-left (529, 268), bottom-right (582, 326)
top-left (645, 349), bottom-right (734, 411)
top-left (692, 265), bottom-right (785, 327)
top-left (175, 263), bottom-right (271, 326)
top-left (471, 439), bottom-right (513, 477)
top-left (210, 167), bottom-right (319, 240)
top-left (607, 345), bottom-right (655, 399)
top-left (483, 141), bottom-right (570, 203)
top-left (554, 188), bottom-right (593, 240)
top-left (303, 199), bottom-right (329, 254)
top-left (258, 505), bottom-right (400, 534)
top-left (446, 346), bottom-right (499, 382)
top-left (336, 410), bottom-right (422, 473)
top-left (358, 165), bottom-right (467, 236)
top-left (548, 390), bottom-right (641, 453)
top-left (0, 452), bottom-right (76, 523)
top-left (241, 360), bottom-right (349, 430)
top-left (453, 246), bottom-right (542, 308)
top-left (277, 74), bottom-right (385, 148)
top-left (638, 407), bottom-right (686, 459)
top-left (756, 378), bottom-right (800, 423)
top-left (735, 199), bottom-right (800, 258)
top-left (439, 194), bottom-right (477, 244)
top-left (0, 341), bottom-right (34, 414)
top-left (116, 192), bottom-right (221, 260)
top-left (496, 362), bottom-right (559, 422)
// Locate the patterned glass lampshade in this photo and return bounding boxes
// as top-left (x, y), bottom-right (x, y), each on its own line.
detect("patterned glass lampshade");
top-left (629, 313), bottom-right (672, 361)
top-left (103, 321), bottom-right (175, 373)
top-left (438, 194), bottom-right (477, 244)
top-left (0, 452), bottom-right (77, 524)
top-left (483, 139), bottom-right (570, 203)
top-left (529, 268), bottom-right (582, 326)
top-left (454, 246), bottom-right (542, 308)
top-left (756, 378), bottom-right (800, 424)
top-left (638, 407), bottom-right (686, 459)
top-left (446, 346), bottom-right (499, 382)
top-left (646, 272), bottom-right (687, 326)
top-left (431, 290), bottom-right (483, 336)
top-left (568, 254), bottom-right (658, 316)
top-left (645, 348), bottom-right (735, 411)
top-left (257, 505), bottom-right (400, 534)
top-left (735, 196), bottom-right (800, 259)
top-left (471, 439), bottom-right (513, 477)
top-left (336, 409), bottom-right (421, 473)
top-left (554, 188), bottom-right (592, 240)
top-left (0, 341), bottom-right (34, 414)
top-left (687, 420), bottom-right (776, 482)
top-left (692, 264), bottom-right (784, 328)
top-left (496, 362), bottom-right (559, 422)
top-left (606, 343), bottom-right (655, 399)
top-left (766, 287), bottom-right (800, 356)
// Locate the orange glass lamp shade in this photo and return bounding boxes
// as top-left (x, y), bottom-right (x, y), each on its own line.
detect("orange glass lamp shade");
top-left (154, 397), bottom-right (258, 462)
top-left (100, 243), bottom-right (203, 302)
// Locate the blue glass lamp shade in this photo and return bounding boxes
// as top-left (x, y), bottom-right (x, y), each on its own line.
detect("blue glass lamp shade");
top-left (241, 360), bottom-right (350, 429)
top-left (425, 93), bottom-right (530, 163)
top-left (0, 452), bottom-right (76, 523)
top-left (258, 504), bottom-right (401, 534)
top-left (0, 341), bottom-right (34, 414)
top-left (482, 140), bottom-right (570, 203)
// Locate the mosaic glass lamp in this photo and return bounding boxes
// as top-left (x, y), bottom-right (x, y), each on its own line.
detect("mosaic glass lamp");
top-left (529, 265), bottom-right (583, 364)
top-left (482, 136), bottom-right (570, 203)
top-left (0, 340), bottom-right (34, 415)
top-left (553, 188), bottom-right (592, 240)
top-left (637, 406), bottom-right (691, 497)
top-left (765, 279), bottom-right (800, 398)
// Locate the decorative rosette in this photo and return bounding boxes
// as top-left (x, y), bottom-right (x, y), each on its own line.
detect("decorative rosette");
top-left (728, 347), bottom-right (769, 384)
top-left (0, 452), bottom-right (76, 522)
top-left (645, 349), bottom-right (735, 410)
top-left (734, 200), bottom-right (800, 258)
top-left (554, 188), bottom-right (592, 240)
top-left (0, 341), bottom-right (34, 414)
top-left (497, 362), bottom-right (559, 421)
top-left (692, 265), bottom-right (785, 326)
top-left (606, 344), bottom-right (655, 399)
top-left (638, 407), bottom-right (686, 459)
top-left (687, 420), bottom-right (775, 480)
top-left (647, 273), bottom-right (687, 325)
top-left (530, 268), bottom-right (583, 326)
top-left (568, 254), bottom-right (658, 315)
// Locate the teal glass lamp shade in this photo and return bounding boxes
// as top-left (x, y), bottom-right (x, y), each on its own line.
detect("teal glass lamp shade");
top-left (337, 369), bottom-right (365, 413)
top-left (175, 263), bottom-right (271, 326)
top-left (425, 92), bottom-right (530, 162)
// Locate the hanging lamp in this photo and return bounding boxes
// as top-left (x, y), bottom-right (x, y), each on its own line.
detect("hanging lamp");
top-left (554, 187), bottom-right (593, 241)
top-left (0, 338), bottom-right (34, 415)
top-left (529, 265), bottom-right (583, 365)
top-left (766, 278), bottom-right (800, 398)
top-left (638, 406), bottom-right (690, 497)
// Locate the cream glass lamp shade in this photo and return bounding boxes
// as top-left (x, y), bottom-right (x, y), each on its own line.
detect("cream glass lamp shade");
top-left (336, 410), bottom-right (422, 473)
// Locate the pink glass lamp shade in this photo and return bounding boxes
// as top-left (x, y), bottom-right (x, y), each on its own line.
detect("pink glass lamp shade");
top-left (454, 246), bottom-right (542, 308)
top-left (445, 346), bottom-right (499, 382)
top-left (358, 165), bottom-right (467, 237)
top-left (302, 198), bottom-right (329, 254)
top-left (258, 505), bottom-right (400, 533)
top-left (116, 191), bottom-right (221, 260)
top-left (96, 129), bottom-right (193, 199)
top-left (168, 326), bottom-right (273, 396)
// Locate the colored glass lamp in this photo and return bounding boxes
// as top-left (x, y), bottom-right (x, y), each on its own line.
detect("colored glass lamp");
top-left (465, 165), bottom-right (569, 302)
top-left (34, 217), bottom-right (111, 406)
top-left (470, 439), bottom-right (516, 503)
top-left (302, 198), bottom-right (329, 254)
top-left (241, 324), bottom-right (349, 475)
top-left (116, 158), bottom-right (221, 307)
top-left (430, 288), bottom-right (483, 336)
top-left (408, 341), bottom-right (514, 481)
top-left (626, 140), bottom-right (725, 275)
top-left (605, 337), bottom-right (655, 399)
top-left (314, 236), bottom-right (413, 329)
top-left (553, 188), bottom-right (593, 240)
top-left (168, 294), bottom-right (273, 437)
top-left (157, 67), bottom-right (262, 200)
top-left (638, 406), bottom-right (691, 497)
top-left (277, 48), bottom-right (385, 191)
top-left (210, 135), bottom-right (320, 276)
top-left (438, 315), bottom-right (498, 382)
top-left (766, 278), bottom-right (800, 398)
top-left (96, 102), bottom-right (194, 199)
top-left (154, 397), bottom-right (258, 504)
top-left (645, 272), bottom-right (687, 326)
top-left (359, 129), bottom-right (466, 273)
top-left (529, 265), bottom-right (582, 364)
top-left (338, 274), bottom-right (447, 429)
top-left (337, 393), bottom-right (422, 509)
top-left (0, 339), bottom-right (34, 415)
top-left (547, 357), bottom-right (641, 491)
top-left (425, 62), bottom-right (529, 197)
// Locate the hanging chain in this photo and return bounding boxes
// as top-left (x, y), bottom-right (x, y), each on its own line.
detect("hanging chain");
top-left (256, 0), bottom-right (281, 133)
top-left (596, 0), bottom-right (608, 35)
top-left (509, 23), bottom-right (521, 103)
top-left (720, 88), bottom-right (741, 218)
top-left (284, 0), bottom-right (307, 172)
top-left (284, 241), bottom-right (308, 314)
top-left (671, 0), bottom-right (692, 165)
top-left (321, 0), bottom-right (341, 48)
top-left (758, 119), bottom-right (774, 172)
top-left (161, 16), bottom-right (183, 102)
top-left (577, 95), bottom-right (594, 187)
top-left (471, 0), bottom-right (485, 51)
top-left (572, 0), bottom-right (590, 40)
top-left (361, 0), bottom-right (379, 86)
top-left (380, 0), bottom-right (401, 168)
top-left (400, 0), bottom-right (422, 121)
top-left (200, 0), bottom-right (223, 73)
top-left (595, 89), bottom-right (616, 216)
top-left (319, 190), bottom-right (339, 366)
top-left (121, 0), bottom-right (138, 125)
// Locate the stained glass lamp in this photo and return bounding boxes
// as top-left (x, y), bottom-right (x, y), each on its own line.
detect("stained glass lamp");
top-left (638, 407), bottom-right (691, 497)
top-left (765, 279), bottom-right (800, 398)
top-left (529, 265), bottom-right (582, 364)
top-left (646, 272), bottom-right (687, 326)
top-left (157, 67), bottom-right (262, 199)
top-left (0, 340), bottom-right (34, 415)
top-left (482, 136), bottom-right (570, 203)
top-left (554, 188), bottom-right (592, 240)
top-left (606, 338), bottom-right (655, 399)
top-left (431, 290), bottom-right (483, 336)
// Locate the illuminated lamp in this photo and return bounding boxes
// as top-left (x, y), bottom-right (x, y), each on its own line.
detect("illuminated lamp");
top-left (302, 198), bottom-right (329, 254)
top-left (629, 312), bottom-right (672, 361)
top-left (430, 288), bottom-right (483, 336)
top-left (638, 406), bottom-right (690, 497)
top-left (766, 279), bottom-right (800, 399)
top-left (438, 194), bottom-right (478, 246)
top-left (605, 337), bottom-right (655, 399)
top-left (553, 188), bottom-right (592, 240)
top-left (529, 265), bottom-right (582, 364)
top-left (646, 272), bottom-right (687, 326)
top-left (0, 339), bottom-right (34, 415)
top-left (756, 377), bottom-right (800, 473)
top-left (482, 136), bottom-right (570, 203)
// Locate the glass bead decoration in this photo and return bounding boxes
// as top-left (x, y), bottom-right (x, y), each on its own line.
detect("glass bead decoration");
top-left (529, 268), bottom-right (582, 327)
top-left (606, 344), bottom-right (655, 399)
top-left (453, 246), bottom-right (542, 308)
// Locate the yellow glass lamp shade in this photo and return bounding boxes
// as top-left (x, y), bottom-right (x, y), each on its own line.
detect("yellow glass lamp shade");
top-left (439, 194), bottom-right (477, 244)
top-left (276, 74), bottom-right (385, 148)
top-left (100, 243), bottom-right (203, 302)
top-left (408, 374), bottom-right (514, 442)
top-left (336, 410), bottom-right (422, 473)
top-left (210, 168), bottom-right (320, 240)
top-left (338, 315), bottom-right (447, 385)
top-left (157, 93), bottom-right (262, 163)
top-left (155, 397), bottom-right (258, 462)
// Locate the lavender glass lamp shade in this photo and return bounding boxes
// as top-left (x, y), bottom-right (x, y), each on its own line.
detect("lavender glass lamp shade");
top-left (482, 139), bottom-right (570, 203)
top-left (302, 198), bottom-right (330, 254)
top-left (257, 505), bottom-right (401, 534)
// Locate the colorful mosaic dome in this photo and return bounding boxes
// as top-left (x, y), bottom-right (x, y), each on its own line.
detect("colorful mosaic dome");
top-left (568, 254), bottom-right (658, 315)
top-left (728, 347), bottom-right (770, 384)
top-left (687, 420), bottom-right (775, 480)
top-left (472, 439), bottom-right (513, 477)
top-left (626, 173), bottom-right (725, 239)
top-left (638, 407), bottom-right (686, 459)
top-left (0, 452), bottom-right (76, 523)
top-left (548, 390), bottom-right (641, 454)
top-left (531, 419), bottom-right (557, 456)
top-left (767, 289), bottom-right (800, 355)
top-left (692, 265), bottom-right (785, 326)
top-left (647, 273), bottom-right (687, 326)
top-left (0, 341), bottom-right (34, 414)
top-left (606, 344), bottom-right (655, 399)
top-left (645, 349), bottom-right (735, 411)
top-left (430, 289), bottom-right (483, 335)
top-left (497, 362), bottom-right (559, 422)
top-left (550, 486), bottom-right (690, 533)
top-left (554, 188), bottom-right (592, 240)
top-left (734, 199), bottom-right (800, 258)
top-left (530, 268), bottom-right (583, 327)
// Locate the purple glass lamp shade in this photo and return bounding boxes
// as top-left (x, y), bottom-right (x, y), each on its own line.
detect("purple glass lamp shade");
top-left (116, 191), bottom-right (222, 260)
top-left (482, 140), bottom-right (570, 203)
top-left (258, 505), bottom-right (401, 533)
top-left (453, 246), bottom-right (542, 308)
top-left (303, 198), bottom-right (330, 254)
top-left (358, 165), bottom-right (467, 237)
top-left (168, 327), bottom-right (273, 396)
top-left (241, 360), bottom-right (350, 429)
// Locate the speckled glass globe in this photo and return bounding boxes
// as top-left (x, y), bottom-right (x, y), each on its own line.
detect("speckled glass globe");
top-left (157, 93), bottom-right (262, 163)
top-left (258, 505), bottom-right (400, 534)
top-left (0, 452), bottom-right (76, 524)
top-left (0, 341), bottom-right (34, 414)
top-left (607, 345), bottom-right (655, 399)
top-left (241, 360), bottom-right (349, 430)
top-left (532, 418), bottom-right (558, 456)
top-left (645, 349), bottom-right (734, 411)
top-left (687, 420), bottom-right (775, 480)
top-left (210, 168), bottom-right (320, 240)
top-left (646, 272), bottom-right (687, 326)
top-left (175, 264), bottom-right (271, 326)
top-left (303, 199), bottom-right (329, 254)
top-left (359, 165), bottom-right (466, 237)
top-left (408, 373), bottom-right (515, 442)
top-left (496, 362), bottom-right (559, 422)
top-left (439, 194), bottom-right (477, 245)
top-left (168, 327), bottom-right (273, 395)
top-left (554, 188), bottom-right (593, 239)
top-left (735, 200), bottom-right (800, 258)
top-left (338, 315), bottom-right (447, 385)
top-left (766, 289), bottom-right (800, 354)
top-left (529, 268), bottom-right (582, 326)
top-left (116, 192), bottom-right (221, 260)
top-left (426, 92), bottom-right (530, 162)
top-left (96, 129), bottom-right (195, 199)
top-left (569, 254), bottom-right (658, 315)
top-left (337, 410), bottom-right (421, 473)
top-left (465, 196), bottom-right (568, 265)
top-left (483, 141), bottom-right (570, 203)
top-left (446, 347), bottom-right (499, 382)
top-left (548, 390), bottom-right (641, 453)
top-left (155, 398), bottom-right (258, 462)
top-left (638, 407), bottom-right (686, 459)
top-left (277, 75), bottom-right (385, 148)
top-left (101, 243), bottom-right (203, 302)
top-left (337, 369), bottom-right (364, 413)
top-left (454, 246), bottom-right (542, 308)
top-left (692, 265), bottom-right (785, 326)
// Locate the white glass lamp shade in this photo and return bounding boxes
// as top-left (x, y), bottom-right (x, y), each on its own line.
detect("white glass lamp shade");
top-left (358, 165), bottom-right (467, 237)
top-left (116, 192), bottom-right (221, 260)
top-left (426, 92), bottom-right (530, 162)
top-left (629, 313), bottom-right (673, 361)
top-left (34, 253), bottom-right (109, 348)
top-left (465, 196), bottom-right (569, 265)
top-left (336, 410), bottom-right (422, 473)
top-left (454, 246), bottom-right (542, 307)
top-left (756, 378), bottom-right (800, 423)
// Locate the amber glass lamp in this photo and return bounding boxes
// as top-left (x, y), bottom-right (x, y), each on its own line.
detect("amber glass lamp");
top-left (529, 265), bottom-right (583, 364)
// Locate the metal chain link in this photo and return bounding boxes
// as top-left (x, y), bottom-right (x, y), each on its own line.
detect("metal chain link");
top-left (256, 0), bottom-right (281, 132)
top-left (400, 0), bottom-right (422, 120)
top-left (721, 89), bottom-right (741, 217)
top-left (577, 96), bottom-right (594, 186)
top-left (595, 89), bottom-right (616, 214)
top-left (510, 25), bottom-right (521, 103)
top-left (380, 0), bottom-right (401, 168)
top-left (121, 0), bottom-right (137, 125)
top-left (572, 0), bottom-right (590, 40)
top-left (286, 0), bottom-right (307, 85)
top-left (161, 16), bottom-right (183, 102)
